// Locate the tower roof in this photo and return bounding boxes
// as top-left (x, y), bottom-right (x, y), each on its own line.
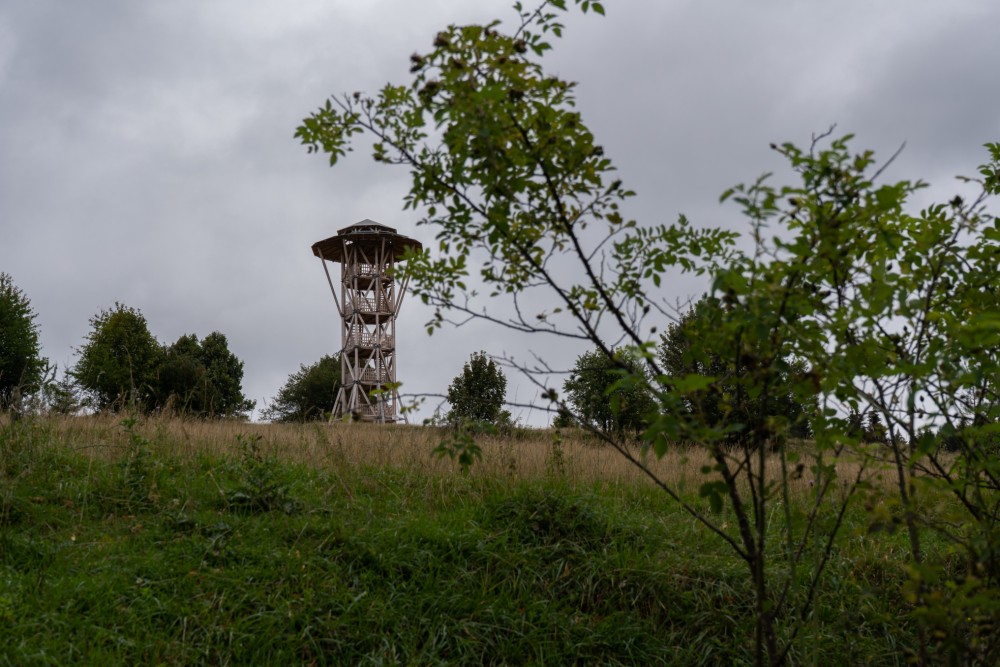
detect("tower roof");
top-left (311, 219), bottom-right (422, 263)
top-left (338, 218), bottom-right (395, 234)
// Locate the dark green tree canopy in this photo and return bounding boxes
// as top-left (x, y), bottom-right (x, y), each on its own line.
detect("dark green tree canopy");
top-left (261, 354), bottom-right (340, 423)
top-left (563, 348), bottom-right (655, 435)
top-left (197, 332), bottom-right (255, 418)
top-left (0, 273), bottom-right (45, 410)
top-left (72, 303), bottom-right (163, 412)
top-left (73, 305), bottom-right (253, 417)
top-left (658, 295), bottom-right (814, 442)
top-left (446, 351), bottom-right (509, 426)
top-left (158, 332), bottom-right (256, 418)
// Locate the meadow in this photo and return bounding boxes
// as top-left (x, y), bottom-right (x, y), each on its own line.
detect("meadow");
top-left (1, 415), bottom-right (920, 665)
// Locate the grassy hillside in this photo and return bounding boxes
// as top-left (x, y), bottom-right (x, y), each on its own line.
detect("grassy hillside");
top-left (1, 415), bottom-right (916, 665)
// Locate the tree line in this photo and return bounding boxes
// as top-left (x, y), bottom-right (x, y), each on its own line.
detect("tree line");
top-left (0, 279), bottom-right (348, 422)
top-left (443, 295), bottom-right (814, 441)
top-left (4, 270), bottom-right (812, 432)
top-left (0, 291), bottom-right (257, 418)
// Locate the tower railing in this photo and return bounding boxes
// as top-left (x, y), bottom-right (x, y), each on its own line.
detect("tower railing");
top-left (352, 402), bottom-right (395, 420)
top-left (344, 263), bottom-right (390, 282)
top-left (357, 366), bottom-right (390, 384)
top-left (344, 330), bottom-right (394, 350)
top-left (349, 295), bottom-right (392, 314)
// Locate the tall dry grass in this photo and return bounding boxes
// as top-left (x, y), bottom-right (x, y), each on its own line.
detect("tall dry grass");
top-left (22, 414), bottom-right (891, 500)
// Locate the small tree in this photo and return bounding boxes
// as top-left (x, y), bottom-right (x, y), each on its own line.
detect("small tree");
top-left (157, 332), bottom-right (255, 418)
top-left (0, 273), bottom-right (45, 410)
top-left (156, 334), bottom-right (201, 412)
top-left (44, 368), bottom-right (82, 415)
top-left (658, 295), bottom-right (813, 443)
top-left (563, 348), bottom-right (655, 435)
top-left (194, 332), bottom-right (254, 418)
top-left (446, 351), bottom-right (509, 426)
top-left (846, 409), bottom-right (864, 439)
top-left (261, 355), bottom-right (340, 422)
top-left (72, 303), bottom-right (163, 412)
top-left (863, 411), bottom-right (887, 444)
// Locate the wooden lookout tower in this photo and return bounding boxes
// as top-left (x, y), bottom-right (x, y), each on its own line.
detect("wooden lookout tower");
top-left (311, 220), bottom-right (422, 423)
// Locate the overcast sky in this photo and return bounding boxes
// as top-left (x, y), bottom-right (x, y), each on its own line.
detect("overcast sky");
top-left (2, 1), bottom-right (998, 425)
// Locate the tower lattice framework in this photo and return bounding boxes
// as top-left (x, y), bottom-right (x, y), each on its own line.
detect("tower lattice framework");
top-left (312, 220), bottom-right (422, 423)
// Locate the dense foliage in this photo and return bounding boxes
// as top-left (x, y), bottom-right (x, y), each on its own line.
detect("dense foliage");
top-left (73, 304), bottom-right (253, 417)
top-left (446, 351), bottom-right (510, 426)
top-left (0, 273), bottom-right (45, 410)
top-left (562, 348), bottom-right (655, 435)
top-left (658, 295), bottom-right (813, 442)
top-left (157, 333), bottom-right (256, 418)
top-left (261, 354), bottom-right (341, 422)
top-left (72, 303), bottom-right (163, 412)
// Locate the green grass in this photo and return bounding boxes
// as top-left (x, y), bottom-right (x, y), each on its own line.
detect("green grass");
top-left (0, 416), bottom-right (920, 665)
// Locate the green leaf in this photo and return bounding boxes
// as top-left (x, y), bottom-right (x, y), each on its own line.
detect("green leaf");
top-left (699, 480), bottom-right (729, 514)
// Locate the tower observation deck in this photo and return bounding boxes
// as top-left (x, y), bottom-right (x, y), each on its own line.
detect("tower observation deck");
top-left (311, 219), bottom-right (422, 423)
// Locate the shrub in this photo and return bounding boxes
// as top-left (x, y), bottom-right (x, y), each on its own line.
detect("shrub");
top-left (0, 273), bottom-right (45, 411)
top-left (446, 351), bottom-right (510, 428)
top-left (658, 294), bottom-right (814, 443)
top-left (563, 348), bottom-right (655, 436)
top-left (157, 332), bottom-right (255, 418)
top-left (261, 355), bottom-right (340, 422)
top-left (72, 303), bottom-right (162, 412)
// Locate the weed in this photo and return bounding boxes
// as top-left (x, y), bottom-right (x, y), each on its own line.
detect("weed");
top-left (0, 532), bottom-right (52, 572)
top-left (118, 417), bottom-right (155, 512)
top-left (432, 422), bottom-right (484, 472)
top-left (224, 433), bottom-right (298, 514)
top-left (0, 485), bottom-right (23, 527)
top-left (546, 429), bottom-right (567, 479)
top-left (0, 414), bottom-right (47, 477)
top-left (199, 520), bottom-right (235, 567)
top-left (482, 486), bottom-right (642, 551)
